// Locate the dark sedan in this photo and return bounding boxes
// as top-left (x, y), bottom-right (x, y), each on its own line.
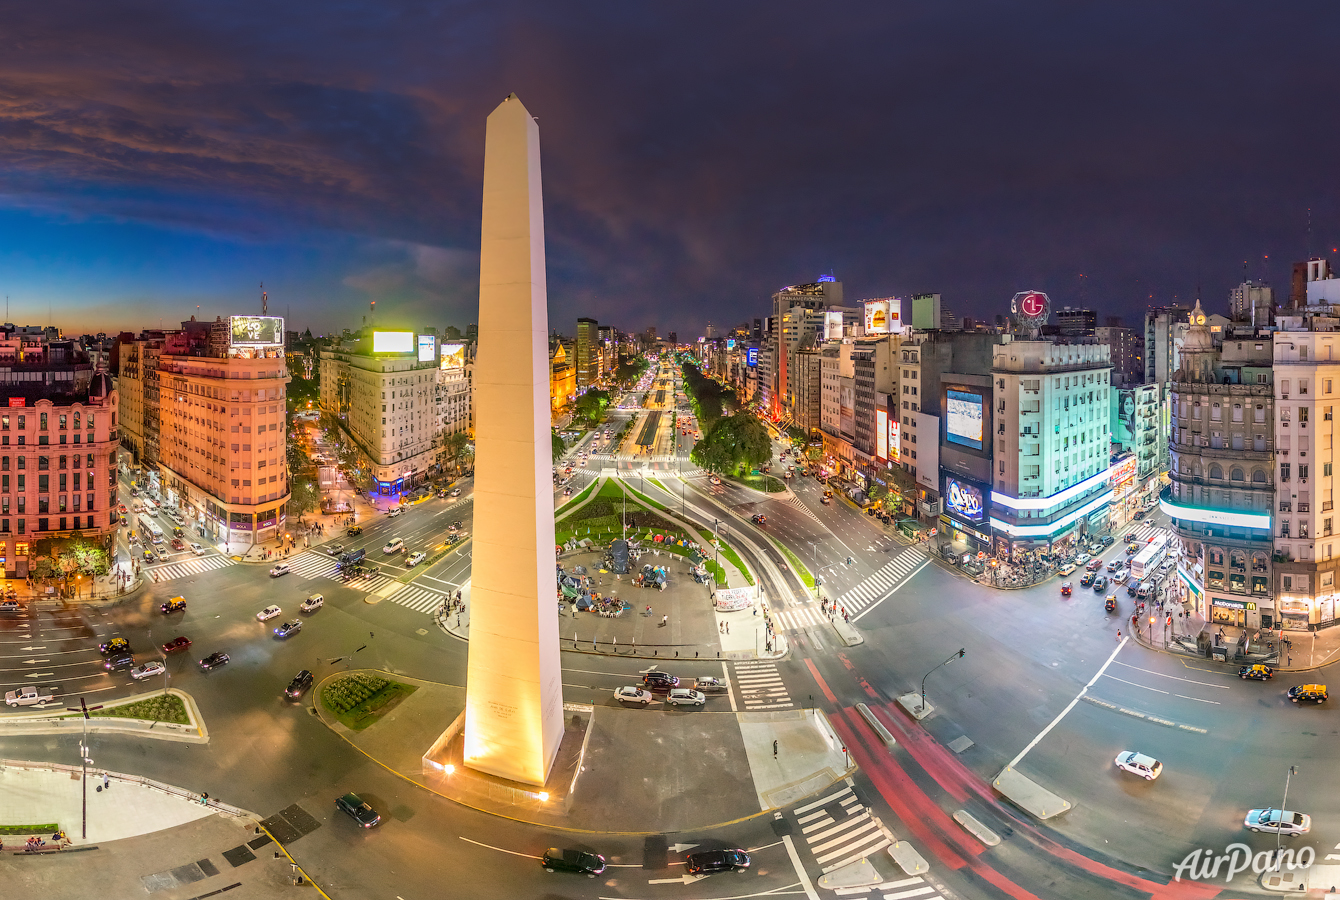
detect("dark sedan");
top-left (685, 849), bottom-right (751, 875)
top-left (285, 670), bottom-right (314, 699)
top-left (161, 636), bottom-right (192, 654)
top-left (642, 671), bottom-right (680, 691)
top-left (335, 792), bottom-right (380, 828)
top-left (541, 848), bottom-right (606, 877)
top-left (198, 652), bottom-right (230, 671)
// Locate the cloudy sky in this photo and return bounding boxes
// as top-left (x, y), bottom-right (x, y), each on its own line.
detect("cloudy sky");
top-left (0, 1), bottom-right (1337, 338)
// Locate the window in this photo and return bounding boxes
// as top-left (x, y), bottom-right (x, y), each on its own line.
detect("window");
top-left (58, 414), bottom-right (66, 430)
top-left (1301, 465), bottom-right (1310, 480)
top-left (1327, 463), bottom-right (1334, 477)
top-left (38, 413), bottom-right (46, 430)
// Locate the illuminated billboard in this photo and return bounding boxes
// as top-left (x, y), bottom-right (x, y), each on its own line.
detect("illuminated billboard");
top-left (876, 409), bottom-right (889, 460)
top-left (229, 316), bottom-right (284, 346)
top-left (440, 342), bottom-right (466, 370)
top-left (945, 476), bottom-right (985, 523)
top-left (746, 348), bottom-right (758, 367)
top-left (864, 299), bottom-right (897, 335)
top-left (889, 420), bottom-right (901, 463)
top-left (373, 331), bottom-right (414, 354)
top-left (727, 339), bottom-right (736, 350)
top-left (825, 310), bottom-right (845, 341)
top-left (945, 389), bottom-right (984, 449)
top-left (418, 334), bottom-right (436, 362)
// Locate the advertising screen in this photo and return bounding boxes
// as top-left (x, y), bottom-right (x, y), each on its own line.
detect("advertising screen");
top-left (876, 409), bottom-right (889, 460)
top-left (746, 347), bottom-right (759, 367)
top-left (944, 477), bottom-right (985, 523)
top-left (417, 334), bottom-right (436, 362)
top-left (727, 339), bottom-right (736, 350)
top-left (440, 342), bottom-right (466, 370)
top-left (864, 299), bottom-right (894, 335)
top-left (825, 310), bottom-right (845, 341)
top-left (373, 331), bottom-right (414, 354)
top-left (889, 420), bottom-right (901, 463)
top-left (229, 315), bottom-right (284, 346)
top-left (946, 389), bottom-right (984, 449)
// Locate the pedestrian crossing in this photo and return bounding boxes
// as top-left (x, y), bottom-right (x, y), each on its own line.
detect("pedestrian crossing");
top-left (835, 550), bottom-right (927, 617)
top-left (732, 660), bottom-right (793, 710)
top-left (145, 555), bottom-right (235, 582)
top-left (283, 551), bottom-right (396, 591)
top-left (385, 584), bottom-right (447, 614)
top-left (794, 784), bottom-right (893, 874)
top-left (831, 876), bottom-right (948, 900)
top-left (772, 603), bottom-right (827, 632)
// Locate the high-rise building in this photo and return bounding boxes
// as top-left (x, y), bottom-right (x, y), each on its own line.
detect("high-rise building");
top-left (1230, 280), bottom-right (1274, 325)
top-left (575, 317), bottom-right (598, 390)
top-left (989, 341), bottom-right (1113, 557)
top-left (1164, 300), bottom-right (1275, 632)
top-left (0, 330), bottom-right (119, 576)
top-left (1055, 307), bottom-right (1098, 336)
top-left (154, 315), bottom-right (291, 549)
top-left (1094, 326), bottom-right (1143, 386)
top-left (768, 278), bottom-right (842, 421)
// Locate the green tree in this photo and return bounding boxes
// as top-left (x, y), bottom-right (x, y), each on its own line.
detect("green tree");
top-left (289, 478), bottom-right (321, 520)
top-left (572, 389), bottom-right (611, 426)
top-left (552, 430), bottom-right (567, 462)
top-left (691, 412), bottom-right (772, 474)
top-left (441, 432), bottom-right (471, 474)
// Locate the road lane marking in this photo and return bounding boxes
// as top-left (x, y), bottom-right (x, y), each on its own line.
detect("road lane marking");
top-left (1112, 660), bottom-right (1231, 688)
top-left (1101, 674), bottom-right (1168, 694)
top-left (1008, 638), bottom-right (1128, 769)
top-left (1174, 694), bottom-right (1221, 704)
top-left (458, 836), bottom-right (541, 859)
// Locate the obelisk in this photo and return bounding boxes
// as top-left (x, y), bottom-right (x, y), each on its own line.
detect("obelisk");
top-left (462, 94), bottom-right (564, 786)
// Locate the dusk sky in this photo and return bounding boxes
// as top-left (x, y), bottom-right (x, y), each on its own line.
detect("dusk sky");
top-left (2, 2), bottom-right (1339, 338)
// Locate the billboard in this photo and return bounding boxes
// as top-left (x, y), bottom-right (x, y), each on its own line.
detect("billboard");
top-left (825, 310), bottom-right (845, 341)
top-left (944, 476), bottom-right (985, 523)
top-left (229, 316), bottom-right (284, 346)
top-left (946, 389), bottom-right (984, 449)
top-left (889, 420), bottom-right (901, 463)
top-left (373, 331), bottom-right (414, 354)
top-left (876, 409), bottom-right (889, 460)
top-left (727, 339), bottom-right (736, 350)
top-left (417, 334), bottom-right (436, 363)
top-left (440, 342), bottom-right (466, 370)
top-left (864, 298), bottom-right (900, 335)
top-left (746, 347), bottom-right (759, 367)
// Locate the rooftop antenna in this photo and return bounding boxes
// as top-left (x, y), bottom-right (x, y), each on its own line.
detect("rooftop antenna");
top-left (1308, 207), bottom-right (1314, 259)
top-left (261, 282), bottom-right (267, 316)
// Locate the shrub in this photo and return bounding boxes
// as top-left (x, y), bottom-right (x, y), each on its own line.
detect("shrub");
top-left (323, 673), bottom-right (389, 714)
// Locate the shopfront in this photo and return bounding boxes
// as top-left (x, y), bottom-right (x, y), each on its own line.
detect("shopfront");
top-left (1210, 597), bottom-right (1256, 629)
top-left (1278, 597), bottom-right (1311, 632)
top-left (1178, 566), bottom-right (1203, 618)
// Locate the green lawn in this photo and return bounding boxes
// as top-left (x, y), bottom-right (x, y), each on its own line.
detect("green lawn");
top-left (731, 472), bottom-right (787, 493)
top-left (620, 479), bottom-right (668, 511)
top-left (89, 694), bottom-right (189, 725)
top-left (771, 538), bottom-right (815, 588)
top-left (696, 527), bottom-right (754, 587)
top-left (555, 478), bottom-right (599, 517)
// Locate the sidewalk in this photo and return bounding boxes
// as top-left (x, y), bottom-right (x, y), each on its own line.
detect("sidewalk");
top-left (1128, 599), bottom-right (1340, 671)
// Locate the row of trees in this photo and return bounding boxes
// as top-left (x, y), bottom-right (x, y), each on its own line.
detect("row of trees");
top-left (679, 360), bottom-right (736, 434)
top-left (690, 412), bottom-right (772, 475)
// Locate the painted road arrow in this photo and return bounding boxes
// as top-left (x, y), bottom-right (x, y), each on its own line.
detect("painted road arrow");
top-left (648, 875), bottom-right (708, 885)
top-left (22, 659), bottom-right (50, 664)
top-left (20, 646), bottom-right (47, 651)
top-left (25, 672), bottom-right (54, 678)
top-left (667, 843), bottom-right (699, 853)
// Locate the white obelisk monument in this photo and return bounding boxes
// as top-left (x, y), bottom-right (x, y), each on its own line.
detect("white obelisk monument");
top-left (462, 94), bottom-right (564, 785)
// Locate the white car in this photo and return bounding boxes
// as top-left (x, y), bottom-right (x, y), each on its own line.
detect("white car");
top-left (383, 539), bottom-right (404, 554)
top-left (407, 551), bottom-right (427, 567)
top-left (257, 605), bottom-right (282, 622)
top-left (190, 542), bottom-right (206, 556)
top-left (1075, 553), bottom-right (1091, 565)
top-left (300, 594), bottom-right (324, 613)
top-left (269, 563), bottom-right (290, 577)
top-left (666, 688), bottom-right (706, 707)
top-left (1244, 808), bottom-right (1311, 836)
top-left (130, 661), bottom-right (166, 681)
top-left (387, 508), bottom-right (403, 518)
top-left (1114, 751), bottom-right (1162, 780)
top-left (614, 686), bottom-right (653, 706)
top-left (709, 475), bottom-right (722, 486)
top-left (449, 488), bottom-right (461, 497)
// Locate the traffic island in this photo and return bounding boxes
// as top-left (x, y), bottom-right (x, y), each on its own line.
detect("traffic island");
top-left (992, 766), bottom-right (1073, 819)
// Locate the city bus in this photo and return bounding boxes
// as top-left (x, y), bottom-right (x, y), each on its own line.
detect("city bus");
top-left (138, 513), bottom-right (165, 545)
top-left (1130, 532), bottom-right (1169, 582)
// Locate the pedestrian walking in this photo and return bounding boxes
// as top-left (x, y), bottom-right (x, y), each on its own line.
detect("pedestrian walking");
top-left (660, 614), bottom-right (668, 627)
top-left (773, 739), bottom-right (778, 759)
top-left (725, 622), bottom-right (730, 634)
top-left (103, 772), bottom-right (109, 790)
top-left (1116, 629), bottom-right (1122, 642)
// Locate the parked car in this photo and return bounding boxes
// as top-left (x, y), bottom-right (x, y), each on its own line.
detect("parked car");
top-left (161, 597), bottom-right (187, 614)
top-left (614, 686), bottom-right (653, 706)
top-left (99, 637), bottom-right (131, 656)
top-left (335, 792), bottom-right (381, 828)
top-left (642, 671), bottom-right (679, 691)
top-left (273, 621), bottom-right (302, 639)
top-left (685, 849), bottom-right (751, 875)
top-left (1115, 751), bottom-right (1163, 781)
top-left (130, 661), bottom-right (166, 681)
top-left (161, 636), bottom-right (192, 654)
top-left (1288, 683), bottom-right (1328, 703)
top-left (407, 551), bottom-right (427, 567)
top-left (667, 688), bottom-right (706, 707)
top-left (269, 563), bottom-right (290, 577)
top-left (541, 848), bottom-right (606, 877)
top-left (1244, 807), bottom-right (1310, 836)
top-left (198, 651), bottom-right (230, 670)
top-left (286, 670), bottom-right (315, 699)
top-left (300, 594), bottom-right (324, 613)
top-left (257, 605), bottom-right (282, 621)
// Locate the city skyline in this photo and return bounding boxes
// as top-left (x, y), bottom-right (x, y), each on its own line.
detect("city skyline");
top-left (3, 4), bottom-right (1340, 336)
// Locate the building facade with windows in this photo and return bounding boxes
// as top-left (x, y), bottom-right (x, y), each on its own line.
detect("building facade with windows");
top-left (1163, 302), bottom-right (1276, 631)
top-left (989, 340), bottom-right (1113, 558)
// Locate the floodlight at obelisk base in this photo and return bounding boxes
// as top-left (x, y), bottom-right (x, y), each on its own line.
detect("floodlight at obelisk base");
top-left (462, 94), bottom-right (564, 785)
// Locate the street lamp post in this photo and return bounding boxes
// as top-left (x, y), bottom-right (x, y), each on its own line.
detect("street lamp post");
top-left (79, 697), bottom-right (103, 840)
top-left (1275, 765), bottom-right (1299, 870)
top-left (920, 648), bottom-right (966, 715)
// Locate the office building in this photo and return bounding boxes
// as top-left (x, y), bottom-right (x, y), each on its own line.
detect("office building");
top-left (575, 318), bottom-right (598, 390)
top-left (1094, 325), bottom-right (1143, 386)
top-left (1055, 308), bottom-right (1097, 337)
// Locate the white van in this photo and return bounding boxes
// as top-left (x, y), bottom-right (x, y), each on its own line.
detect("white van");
top-left (382, 538), bottom-right (404, 554)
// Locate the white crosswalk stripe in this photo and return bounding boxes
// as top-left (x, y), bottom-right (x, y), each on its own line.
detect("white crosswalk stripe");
top-left (836, 550), bottom-right (927, 613)
top-left (385, 584), bottom-right (447, 614)
top-left (145, 555), bottom-right (235, 582)
top-left (731, 660), bottom-right (792, 710)
top-left (784, 495), bottom-right (822, 524)
top-left (283, 551), bottom-right (396, 590)
top-left (772, 604), bottom-right (826, 631)
top-left (794, 785), bottom-right (894, 875)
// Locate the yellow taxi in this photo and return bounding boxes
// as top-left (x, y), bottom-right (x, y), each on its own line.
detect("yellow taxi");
top-left (1287, 684), bottom-right (1327, 703)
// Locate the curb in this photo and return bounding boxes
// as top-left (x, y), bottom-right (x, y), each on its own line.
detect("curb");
top-left (1128, 627), bottom-right (1332, 673)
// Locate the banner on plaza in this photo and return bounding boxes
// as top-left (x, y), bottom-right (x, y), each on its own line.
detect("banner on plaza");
top-left (714, 587), bottom-right (754, 611)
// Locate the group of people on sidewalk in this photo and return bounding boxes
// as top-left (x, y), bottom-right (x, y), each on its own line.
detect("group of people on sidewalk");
top-left (1, 831), bottom-right (68, 853)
